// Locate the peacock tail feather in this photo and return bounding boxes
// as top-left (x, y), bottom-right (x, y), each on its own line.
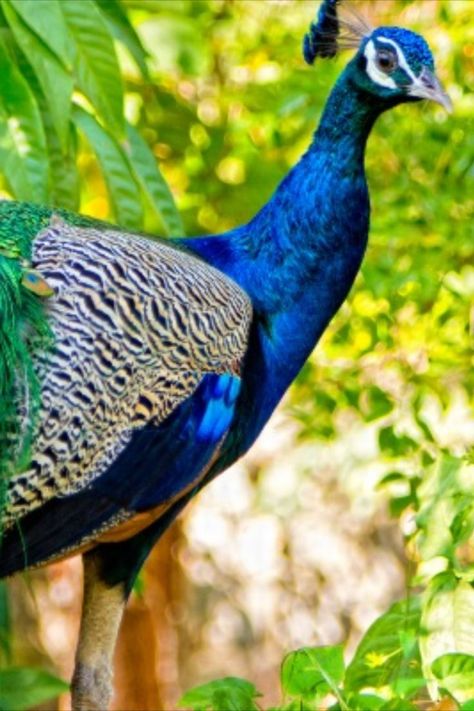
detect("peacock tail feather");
top-left (0, 202), bottom-right (119, 525)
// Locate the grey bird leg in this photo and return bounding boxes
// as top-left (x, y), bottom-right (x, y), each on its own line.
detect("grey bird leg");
top-left (71, 550), bottom-right (126, 711)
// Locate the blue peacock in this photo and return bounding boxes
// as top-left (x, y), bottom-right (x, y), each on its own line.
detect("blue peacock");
top-left (0, 1), bottom-right (451, 708)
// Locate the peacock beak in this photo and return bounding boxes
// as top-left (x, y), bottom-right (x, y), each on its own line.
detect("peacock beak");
top-left (408, 66), bottom-right (453, 112)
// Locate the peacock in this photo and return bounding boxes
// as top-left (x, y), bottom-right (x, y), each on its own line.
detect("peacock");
top-left (0, 1), bottom-right (451, 708)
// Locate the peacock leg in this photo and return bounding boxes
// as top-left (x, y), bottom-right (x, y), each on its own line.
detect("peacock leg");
top-left (70, 498), bottom-right (191, 709)
top-left (71, 550), bottom-right (126, 711)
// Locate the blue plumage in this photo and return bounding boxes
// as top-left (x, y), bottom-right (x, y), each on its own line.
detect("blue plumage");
top-left (303, 0), bottom-right (341, 63)
top-left (0, 4), bottom-right (452, 704)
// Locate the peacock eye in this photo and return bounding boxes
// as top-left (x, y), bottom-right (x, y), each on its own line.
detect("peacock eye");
top-left (376, 49), bottom-right (398, 73)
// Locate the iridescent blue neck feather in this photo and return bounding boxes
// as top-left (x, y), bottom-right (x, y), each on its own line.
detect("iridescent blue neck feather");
top-left (183, 61), bottom-right (385, 457)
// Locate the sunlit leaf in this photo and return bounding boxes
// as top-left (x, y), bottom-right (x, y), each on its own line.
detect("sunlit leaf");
top-left (61, 0), bottom-right (124, 138)
top-left (3, 0), bottom-right (73, 150)
top-left (281, 645), bottom-right (345, 701)
top-left (96, 0), bottom-right (150, 79)
top-left (421, 574), bottom-right (474, 701)
top-left (8, 0), bottom-right (73, 69)
top-left (42, 111), bottom-right (79, 212)
top-left (125, 123), bottom-right (183, 236)
top-left (345, 597), bottom-right (421, 694)
top-left (179, 677), bottom-right (261, 711)
top-left (0, 38), bottom-right (48, 202)
top-left (73, 106), bottom-right (142, 228)
top-left (432, 654), bottom-right (474, 701)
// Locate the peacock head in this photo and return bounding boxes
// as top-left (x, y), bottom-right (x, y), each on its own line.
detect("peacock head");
top-left (304, 0), bottom-right (452, 112)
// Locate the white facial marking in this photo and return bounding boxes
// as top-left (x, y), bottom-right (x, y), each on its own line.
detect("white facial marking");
top-left (364, 39), bottom-right (397, 89)
top-left (377, 36), bottom-right (417, 82)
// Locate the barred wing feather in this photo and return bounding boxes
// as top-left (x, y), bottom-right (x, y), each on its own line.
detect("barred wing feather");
top-left (4, 218), bottom-right (252, 532)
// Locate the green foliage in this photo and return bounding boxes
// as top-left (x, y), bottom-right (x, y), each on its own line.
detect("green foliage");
top-left (181, 610), bottom-right (421, 709)
top-left (0, 0), bottom-right (181, 234)
top-left (281, 645), bottom-right (345, 704)
top-left (345, 598), bottom-right (422, 697)
top-left (0, 667), bottom-right (68, 711)
top-left (432, 654), bottom-right (474, 700)
top-left (179, 677), bottom-right (261, 711)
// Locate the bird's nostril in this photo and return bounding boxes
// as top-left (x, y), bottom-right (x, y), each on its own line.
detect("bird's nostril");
top-left (420, 70), bottom-right (437, 90)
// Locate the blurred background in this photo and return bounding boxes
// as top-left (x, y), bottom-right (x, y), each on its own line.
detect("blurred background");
top-left (1, 0), bottom-right (473, 708)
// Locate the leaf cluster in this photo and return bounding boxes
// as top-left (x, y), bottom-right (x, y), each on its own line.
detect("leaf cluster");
top-left (0, 0), bottom-right (181, 234)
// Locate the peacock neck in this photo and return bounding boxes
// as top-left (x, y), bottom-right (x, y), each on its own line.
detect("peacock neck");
top-left (312, 63), bottom-right (381, 161)
top-left (185, 63), bottom-right (381, 314)
top-left (183, 64), bottom-right (384, 445)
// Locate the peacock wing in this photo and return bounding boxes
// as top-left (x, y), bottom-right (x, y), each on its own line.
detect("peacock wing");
top-left (2, 217), bottom-right (252, 560)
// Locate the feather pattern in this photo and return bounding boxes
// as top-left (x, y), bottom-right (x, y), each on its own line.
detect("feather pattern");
top-left (2, 209), bottom-right (251, 533)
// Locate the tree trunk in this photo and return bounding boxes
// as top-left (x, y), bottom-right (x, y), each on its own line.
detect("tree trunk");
top-left (112, 523), bottom-right (184, 710)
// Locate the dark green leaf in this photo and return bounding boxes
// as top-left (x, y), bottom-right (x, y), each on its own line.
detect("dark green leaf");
top-left (179, 677), bottom-right (260, 711)
top-left (281, 645), bottom-right (345, 701)
top-left (126, 123), bottom-right (183, 236)
top-left (378, 427), bottom-right (417, 458)
top-left (363, 386), bottom-right (393, 422)
top-left (73, 105), bottom-right (143, 228)
top-left (61, 0), bottom-right (124, 138)
top-left (96, 0), bottom-right (150, 79)
top-left (0, 38), bottom-right (49, 201)
top-left (3, 0), bottom-right (73, 150)
top-left (0, 667), bottom-right (68, 711)
top-left (43, 111), bottom-right (79, 212)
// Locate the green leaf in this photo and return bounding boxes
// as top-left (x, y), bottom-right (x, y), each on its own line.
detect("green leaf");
top-left (8, 0), bottom-right (73, 69)
top-left (125, 123), bottom-right (183, 236)
top-left (416, 456), bottom-right (474, 562)
top-left (378, 426), bottom-right (417, 458)
top-left (73, 105), bottom-right (143, 228)
top-left (432, 654), bottom-right (474, 700)
top-left (179, 677), bottom-right (260, 711)
top-left (95, 0), bottom-right (150, 79)
top-left (281, 645), bottom-right (345, 702)
top-left (3, 0), bottom-right (73, 150)
top-left (345, 597), bottom-right (421, 694)
top-left (61, 0), bottom-right (124, 138)
top-left (459, 701), bottom-right (474, 710)
top-left (363, 386), bottom-right (393, 422)
top-left (421, 575), bottom-right (474, 701)
top-left (0, 667), bottom-right (68, 711)
top-left (345, 693), bottom-right (386, 710)
top-left (0, 38), bottom-right (49, 202)
top-left (43, 110), bottom-right (79, 212)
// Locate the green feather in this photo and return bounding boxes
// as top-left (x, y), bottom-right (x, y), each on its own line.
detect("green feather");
top-left (0, 200), bottom-right (125, 525)
top-left (0, 203), bottom-right (56, 520)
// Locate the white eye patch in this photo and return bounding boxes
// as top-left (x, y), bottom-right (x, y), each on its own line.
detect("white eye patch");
top-left (364, 37), bottom-right (416, 90)
top-left (364, 39), bottom-right (397, 89)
